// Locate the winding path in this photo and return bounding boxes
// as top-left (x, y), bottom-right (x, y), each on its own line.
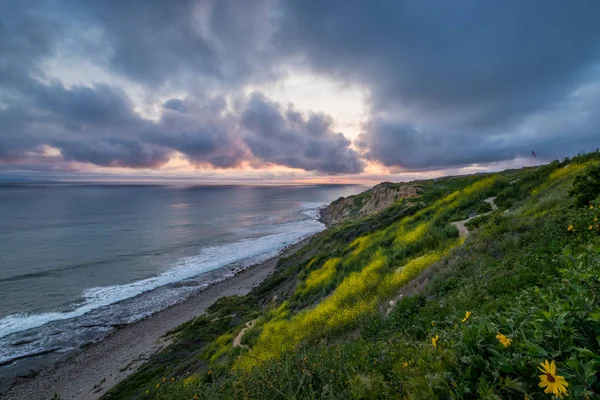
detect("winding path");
top-left (385, 197), bottom-right (499, 315)
top-left (232, 319), bottom-right (256, 349)
top-left (450, 197), bottom-right (497, 239)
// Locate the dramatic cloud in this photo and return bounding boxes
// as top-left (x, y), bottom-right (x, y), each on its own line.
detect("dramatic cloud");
top-left (87, 0), bottom-right (276, 90)
top-left (0, 77), bottom-right (360, 173)
top-left (0, 0), bottom-right (362, 176)
top-left (1, 0), bottom-right (275, 89)
top-left (153, 97), bottom-right (249, 168)
top-left (276, 0), bottom-right (600, 169)
top-left (2, 0), bottom-right (600, 180)
top-left (0, 2), bottom-right (59, 89)
top-left (241, 93), bottom-right (365, 174)
top-left (0, 77), bottom-right (246, 168)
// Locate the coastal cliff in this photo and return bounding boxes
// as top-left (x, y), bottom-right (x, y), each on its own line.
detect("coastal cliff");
top-left (102, 153), bottom-right (600, 399)
top-left (320, 182), bottom-right (420, 225)
top-left (19, 152), bottom-right (600, 400)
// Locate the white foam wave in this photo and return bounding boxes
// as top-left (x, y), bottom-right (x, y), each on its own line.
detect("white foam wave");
top-left (300, 202), bottom-right (327, 219)
top-left (0, 216), bottom-right (324, 340)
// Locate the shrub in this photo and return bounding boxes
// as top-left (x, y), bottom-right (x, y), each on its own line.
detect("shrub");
top-left (570, 163), bottom-right (600, 207)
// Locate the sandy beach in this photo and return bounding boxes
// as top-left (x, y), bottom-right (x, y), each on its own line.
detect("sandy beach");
top-left (3, 238), bottom-right (310, 400)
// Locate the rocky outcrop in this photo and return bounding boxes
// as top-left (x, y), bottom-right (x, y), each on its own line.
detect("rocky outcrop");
top-left (320, 183), bottom-right (420, 226)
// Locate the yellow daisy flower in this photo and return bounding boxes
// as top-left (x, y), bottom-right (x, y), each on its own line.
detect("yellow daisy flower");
top-left (496, 332), bottom-right (512, 347)
top-left (461, 311), bottom-right (472, 323)
top-left (432, 335), bottom-right (439, 348)
top-left (538, 360), bottom-right (568, 398)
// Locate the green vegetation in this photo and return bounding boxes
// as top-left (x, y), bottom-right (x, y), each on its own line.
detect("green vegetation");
top-left (103, 153), bottom-right (600, 399)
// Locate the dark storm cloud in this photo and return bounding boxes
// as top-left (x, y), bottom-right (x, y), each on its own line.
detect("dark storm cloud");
top-left (276, 0), bottom-right (600, 168)
top-left (1, 73), bottom-right (358, 173)
top-left (62, 0), bottom-right (274, 88)
top-left (152, 103), bottom-right (249, 168)
top-left (0, 79), bottom-right (249, 168)
top-left (1, 0), bottom-right (362, 174)
top-left (1, 0), bottom-right (275, 88)
top-left (163, 99), bottom-right (187, 113)
top-left (241, 93), bottom-right (365, 174)
top-left (0, 1), bottom-right (60, 89)
top-left (3, 0), bottom-right (600, 176)
top-left (57, 138), bottom-right (172, 168)
top-left (33, 83), bottom-right (135, 126)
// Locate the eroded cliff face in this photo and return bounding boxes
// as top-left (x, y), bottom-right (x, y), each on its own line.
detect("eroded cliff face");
top-left (320, 183), bottom-right (420, 225)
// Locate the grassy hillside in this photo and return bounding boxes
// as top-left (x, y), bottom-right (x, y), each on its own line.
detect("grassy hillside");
top-left (103, 153), bottom-right (600, 400)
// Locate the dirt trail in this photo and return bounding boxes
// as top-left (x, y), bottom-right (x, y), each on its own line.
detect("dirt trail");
top-left (450, 217), bottom-right (474, 239)
top-left (485, 196), bottom-right (498, 210)
top-left (386, 197), bottom-right (499, 315)
top-left (450, 197), bottom-right (497, 239)
top-left (232, 319), bottom-right (256, 349)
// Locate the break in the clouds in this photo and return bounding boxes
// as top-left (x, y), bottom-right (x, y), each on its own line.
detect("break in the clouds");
top-left (276, 0), bottom-right (600, 169)
top-left (1, 1), bottom-right (600, 180)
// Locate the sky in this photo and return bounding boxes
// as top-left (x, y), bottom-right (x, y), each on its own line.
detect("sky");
top-left (1, 1), bottom-right (600, 184)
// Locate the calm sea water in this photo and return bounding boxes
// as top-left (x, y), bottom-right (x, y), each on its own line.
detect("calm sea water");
top-left (0, 184), bottom-right (364, 375)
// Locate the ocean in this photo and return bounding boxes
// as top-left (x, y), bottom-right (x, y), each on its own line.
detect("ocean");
top-left (0, 184), bottom-right (364, 380)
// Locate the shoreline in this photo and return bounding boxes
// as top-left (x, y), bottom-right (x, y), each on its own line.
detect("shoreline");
top-left (2, 237), bottom-right (312, 400)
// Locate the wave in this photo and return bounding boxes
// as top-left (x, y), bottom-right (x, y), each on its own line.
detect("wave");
top-left (299, 202), bottom-right (328, 219)
top-left (0, 206), bottom-right (325, 342)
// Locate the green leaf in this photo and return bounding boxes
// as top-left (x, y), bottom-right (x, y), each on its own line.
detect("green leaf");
top-left (524, 342), bottom-right (548, 357)
top-left (575, 347), bottom-right (600, 360)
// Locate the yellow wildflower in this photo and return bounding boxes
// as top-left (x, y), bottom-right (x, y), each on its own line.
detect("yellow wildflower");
top-left (402, 361), bottom-right (409, 368)
top-left (432, 335), bottom-right (439, 348)
top-left (171, 377), bottom-right (175, 381)
top-left (496, 332), bottom-right (512, 347)
top-left (567, 224), bottom-right (574, 232)
top-left (538, 360), bottom-right (568, 398)
top-left (590, 205), bottom-right (594, 209)
top-left (431, 321), bottom-right (435, 326)
top-left (594, 216), bottom-right (598, 222)
top-left (156, 384), bottom-right (160, 389)
top-left (162, 377), bottom-right (166, 382)
top-left (589, 225), bottom-right (593, 230)
top-left (461, 311), bottom-right (472, 323)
